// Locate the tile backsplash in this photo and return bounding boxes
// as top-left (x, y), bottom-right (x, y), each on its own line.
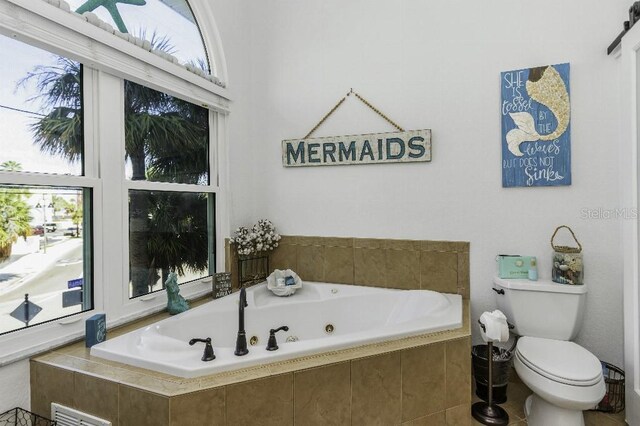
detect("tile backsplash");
top-left (226, 236), bottom-right (470, 299)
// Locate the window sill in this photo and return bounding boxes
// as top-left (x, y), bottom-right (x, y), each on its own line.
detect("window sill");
top-left (0, 283), bottom-right (214, 367)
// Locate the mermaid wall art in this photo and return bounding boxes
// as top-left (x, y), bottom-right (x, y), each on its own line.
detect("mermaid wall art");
top-left (501, 63), bottom-right (571, 187)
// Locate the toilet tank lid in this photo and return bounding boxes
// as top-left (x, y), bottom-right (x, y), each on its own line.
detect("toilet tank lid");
top-left (493, 277), bottom-right (587, 294)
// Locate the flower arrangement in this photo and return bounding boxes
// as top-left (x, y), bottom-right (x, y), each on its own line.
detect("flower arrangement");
top-left (231, 219), bottom-right (281, 257)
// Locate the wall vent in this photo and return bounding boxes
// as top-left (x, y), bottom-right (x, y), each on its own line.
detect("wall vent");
top-left (51, 403), bottom-right (111, 426)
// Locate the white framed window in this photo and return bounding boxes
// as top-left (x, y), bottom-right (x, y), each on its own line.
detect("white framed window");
top-left (0, 0), bottom-right (230, 364)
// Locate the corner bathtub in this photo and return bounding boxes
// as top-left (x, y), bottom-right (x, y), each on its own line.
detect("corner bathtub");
top-left (91, 282), bottom-right (462, 378)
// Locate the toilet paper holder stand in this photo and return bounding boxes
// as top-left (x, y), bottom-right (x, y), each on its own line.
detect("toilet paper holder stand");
top-left (477, 319), bottom-right (515, 333)
top-left (472, 319), bottom-right (515, 426)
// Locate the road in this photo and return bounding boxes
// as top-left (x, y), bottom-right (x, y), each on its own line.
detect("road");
top-left (2, 243), bottom-right (84, 300)
top-left (0, 242), bottom-right (84, 334)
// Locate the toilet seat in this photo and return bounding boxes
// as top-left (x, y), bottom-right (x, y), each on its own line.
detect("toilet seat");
top-left (516, 337), bottom-right (602, 386)
top-left (514, 336), bottom-right (606, 413)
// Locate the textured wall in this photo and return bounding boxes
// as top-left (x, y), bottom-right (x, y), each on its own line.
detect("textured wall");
top-left (0, 360), bottom-right (30, 413)
top-left (238, 0), bottom-right (628, 366)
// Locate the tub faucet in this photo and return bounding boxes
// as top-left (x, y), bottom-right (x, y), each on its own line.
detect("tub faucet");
top-left (234, 286), bottom-right (249, 356)
top-left (189, 337), bottom-right (216, 362)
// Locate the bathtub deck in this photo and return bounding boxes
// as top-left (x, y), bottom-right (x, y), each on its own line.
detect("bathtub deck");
top-left (31, 299), bottom-right (470, 397)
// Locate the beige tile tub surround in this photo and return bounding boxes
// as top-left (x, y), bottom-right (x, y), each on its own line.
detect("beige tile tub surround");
top-left (31, 300), bottom-right (471, 425)
top-left (226, 235), bottom-right (470, 298)
top-left (32, 337), bottom-right (471, 425)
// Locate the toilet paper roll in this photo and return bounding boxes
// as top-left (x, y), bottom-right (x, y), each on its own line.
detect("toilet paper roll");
top-left (479, 310), bottom-right (509, 343)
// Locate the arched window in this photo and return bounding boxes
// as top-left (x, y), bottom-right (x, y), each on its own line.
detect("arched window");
top-left (66, 0), bottom-right (211, 74)
top-left (0, 0), bottom-right (229, 360)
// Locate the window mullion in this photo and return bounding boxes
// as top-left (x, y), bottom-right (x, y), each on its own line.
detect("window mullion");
top-left (95, 71), bottom-right (127, 318)
top-left (83, 68), bottom-right (99, 179)
top-left (125, 180), bottom-right (219, 193)
top-left (215, 112), bottom-right (230, 274)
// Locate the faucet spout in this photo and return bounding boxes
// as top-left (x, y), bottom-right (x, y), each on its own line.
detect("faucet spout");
top-left (234, 286), bottom-right (249, 356)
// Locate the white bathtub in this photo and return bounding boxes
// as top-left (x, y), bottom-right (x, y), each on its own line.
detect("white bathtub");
top-left (91, 282), bottom-right (462, 378)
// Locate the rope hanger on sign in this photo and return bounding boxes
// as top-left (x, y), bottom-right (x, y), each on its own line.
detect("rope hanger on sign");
top-left (303, 88), bottom-right (405, 139)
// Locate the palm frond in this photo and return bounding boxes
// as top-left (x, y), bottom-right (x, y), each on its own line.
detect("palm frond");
top-left (30, 108), bottom-right (83, 162)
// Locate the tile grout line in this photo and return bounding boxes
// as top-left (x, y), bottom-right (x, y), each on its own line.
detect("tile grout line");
top-left (349, 359), bottom-right (353, 426)
top-left (291, 372), bottom-right (295, 425)
top-left (399, 347), bottom-right (403, 425)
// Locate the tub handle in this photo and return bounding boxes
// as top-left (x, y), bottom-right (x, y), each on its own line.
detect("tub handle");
top-left (189, 337), bottom-right (216, 362)
top-left (266, 326), bottom-right (289, 351)
top-left (492, 288), bottom-right (505, 295)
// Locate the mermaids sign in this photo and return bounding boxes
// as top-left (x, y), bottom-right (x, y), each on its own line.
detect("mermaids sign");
top-left (282, 129), bottom-right (431, 167)
top-left (501, 63), bottom-right (571, 187)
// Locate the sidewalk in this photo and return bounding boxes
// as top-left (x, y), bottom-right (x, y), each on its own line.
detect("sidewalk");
top-left (0, 238), bottom-right (83, 297)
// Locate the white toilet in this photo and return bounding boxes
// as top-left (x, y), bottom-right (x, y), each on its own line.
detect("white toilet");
top-left (493, 277), bottom-right (606, 426)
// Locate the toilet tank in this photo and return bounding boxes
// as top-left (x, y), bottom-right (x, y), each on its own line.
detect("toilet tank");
top-left (493, 277), bottom-right (587, 340)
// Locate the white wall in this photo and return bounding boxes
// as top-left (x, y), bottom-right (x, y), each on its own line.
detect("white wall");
top-left (207, 0), bottom-right (257, 227)
top-left (239, 0), bottom-right (629, 366)
top-left (0, 360), bottom-right (29, 413)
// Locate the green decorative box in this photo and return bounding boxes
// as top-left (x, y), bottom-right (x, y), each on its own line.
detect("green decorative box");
top-left (496, 255), bottom-right (536, 279)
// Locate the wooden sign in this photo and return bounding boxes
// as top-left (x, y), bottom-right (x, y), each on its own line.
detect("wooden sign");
top-left (282, 129), bottom-right (431, 167)
top-left (213, 272), bottom-right (232, 299)
top-left (501, 63), bottom-right (571, 187)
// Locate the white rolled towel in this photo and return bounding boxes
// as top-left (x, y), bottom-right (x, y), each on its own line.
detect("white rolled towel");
top-left (479, 310), bottom-right (510, 343)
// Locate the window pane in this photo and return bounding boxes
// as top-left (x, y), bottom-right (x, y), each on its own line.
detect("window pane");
top-left (124, 81), bottom-right (209, 185)
top-left (0, 186), bottom-right (92, 335)
top-left (66, 0), bottom-right (210, 73)
top-left (0, 35), bottom-right (83, 176)
top-left (129, 190), bottom-right (213, 298)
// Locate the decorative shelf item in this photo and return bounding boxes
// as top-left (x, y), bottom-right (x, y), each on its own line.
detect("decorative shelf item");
top-left (231, 220), bottom-right (281, 287)
top-left (238, 253), bottom-right (269, 287)
top-left (267, 269), bottom-right (302, 297)
top-left (551, 225), bottom-right (583, 285)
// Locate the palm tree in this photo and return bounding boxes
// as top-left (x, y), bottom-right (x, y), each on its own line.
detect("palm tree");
top-left (145, 191), bottom-right (208, 285)
top-left (18, 57), bottom-right (84, 162)
top-left (0, 188), bottom-right (32, 261)
top-left (20, 46), bottom-right (210, 296)
top-left (71, 205), bottom-right (83, 238)
top-left (0, 161), bottom-right (23, 172)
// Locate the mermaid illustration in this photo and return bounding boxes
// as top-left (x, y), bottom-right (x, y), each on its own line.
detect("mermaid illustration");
top-left (506, 65), bottom-right (571, 157)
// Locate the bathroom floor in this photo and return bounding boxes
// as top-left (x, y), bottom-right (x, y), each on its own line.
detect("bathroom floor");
top-left (470, 374), bottom-right (627, 426)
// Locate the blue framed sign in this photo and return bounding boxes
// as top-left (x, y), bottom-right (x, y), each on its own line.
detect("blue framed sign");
top-left (501, 63), bottom-right (571, 187)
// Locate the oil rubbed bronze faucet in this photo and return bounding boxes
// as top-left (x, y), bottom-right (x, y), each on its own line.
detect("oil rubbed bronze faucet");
top-left (189, 337), bottom-right (215, 362)
top-left (266, 326), bottom-right (289, 351)
top-left (234, 286), bottom-right (249, 356)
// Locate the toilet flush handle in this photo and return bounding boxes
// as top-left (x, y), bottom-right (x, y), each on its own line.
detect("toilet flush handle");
top-left (492, 288), bottom-right (505, 295)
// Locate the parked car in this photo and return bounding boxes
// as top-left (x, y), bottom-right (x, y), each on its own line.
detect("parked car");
top-left (44, 223), bottom-right (57, 232)
top-left (31, 225), bottom-right (44, 235)
top-left (63, 227), bottom-right (79, 237)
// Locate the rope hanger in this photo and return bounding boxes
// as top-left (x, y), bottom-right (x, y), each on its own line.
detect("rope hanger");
top-left (303, 88), bottom-right (405, 139)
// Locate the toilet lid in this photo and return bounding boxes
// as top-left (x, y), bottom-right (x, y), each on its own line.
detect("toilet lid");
top-left (516, 337), bottom-right (603, 386)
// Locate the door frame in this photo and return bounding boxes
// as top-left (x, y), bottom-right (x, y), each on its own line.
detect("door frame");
top-left (620, 23), bottom-right (640, 426)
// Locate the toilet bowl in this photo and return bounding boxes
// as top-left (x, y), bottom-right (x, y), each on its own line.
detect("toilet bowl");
top-left (514, 336), bottom-right (605, 426)
top-left (492, 277), bottom-right (606, 426)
